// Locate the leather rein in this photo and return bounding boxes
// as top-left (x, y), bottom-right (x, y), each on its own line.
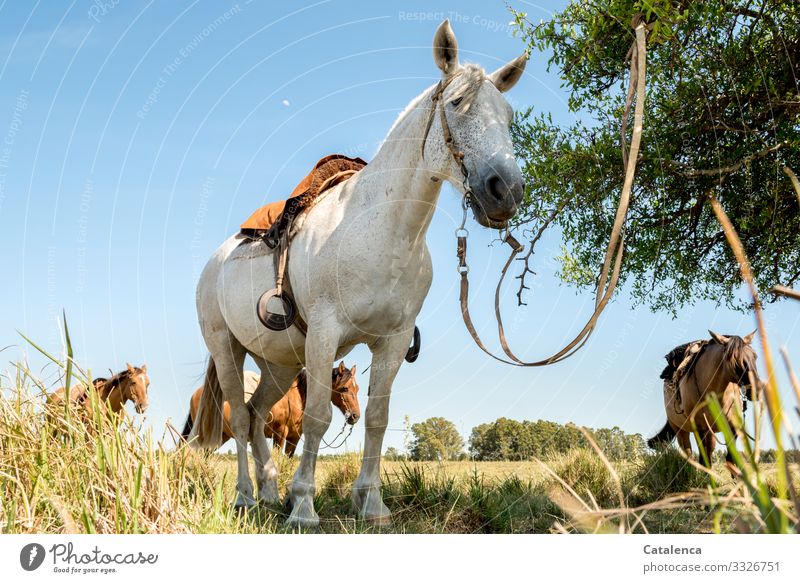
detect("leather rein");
top-left (427, 22), bottom-right (648, 367)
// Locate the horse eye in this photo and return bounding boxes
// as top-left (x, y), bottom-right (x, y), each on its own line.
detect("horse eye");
top-left (450, 96), bottom-right (463, 107)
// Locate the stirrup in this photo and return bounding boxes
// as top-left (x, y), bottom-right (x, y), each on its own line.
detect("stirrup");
top-left (256, 288), bottom-right (297, 331)
top-left (405, 326), bottom-right (421, 363)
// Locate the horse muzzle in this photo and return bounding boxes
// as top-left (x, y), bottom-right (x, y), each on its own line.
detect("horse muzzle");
top-left (468, 163), bottom-right (523, 230)
top-left (345, 410), bottom-right (360, 425)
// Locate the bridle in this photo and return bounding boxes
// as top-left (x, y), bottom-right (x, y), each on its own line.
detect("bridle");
top-left (421, 21), bottom-right (648, 367)
top-left (319, 419), bottom-right (353, 450)
top-left (320, 383), bottom-right (357, 450)
top-left (421, 72), bottom-right (481, 231)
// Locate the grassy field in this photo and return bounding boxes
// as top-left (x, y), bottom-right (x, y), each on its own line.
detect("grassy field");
top-left (1, 375), bottom-right (783, 535)
top-left (1, 353), bottom-right (797, 534)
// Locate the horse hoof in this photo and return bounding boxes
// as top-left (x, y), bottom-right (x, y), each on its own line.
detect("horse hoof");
top-left (258, 484), bottom-right (280, 506)
top-left (285, 512), bottom-right (320, 530)
top-left (234, 493), bottom-right (257, 512)
top-left (259, 493), bottom-right (281, 506)
top-left (234, 503), bottom-right (254, 515)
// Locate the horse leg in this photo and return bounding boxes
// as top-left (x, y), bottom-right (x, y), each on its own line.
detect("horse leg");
top-left (723, 421), bottom-right (740, 477)
top-left (699, 430), bottom-right (716, 468)
top-left (247, 361), bottom-right (299, 505)
top-left (676, 429), bottom-right (692, 458)
top-left (724, 448), bottom-right (739, 478)
top-left (284, 429), bottom-right (299, 457)
top-left (723, 386), bottom-right (743, 477)
top-left (273, 430), bottom-right (285, 453)
top-left (207, 333), bottom-right (253, 509)
top-left (352, 332), bottom-right (410, 526)
top-left (285, 327), bottom-right (338, 529)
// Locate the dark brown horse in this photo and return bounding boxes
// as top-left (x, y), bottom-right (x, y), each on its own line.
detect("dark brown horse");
top-left (46, 364), bottom-right (150, 428)
top-left (182, 362), bottom-right (359, 456)
top-left (649, 331), bottom-right (761, 468)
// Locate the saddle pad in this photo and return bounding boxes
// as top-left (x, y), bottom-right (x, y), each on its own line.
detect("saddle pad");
top-left (239, 200), bottom-right (286, 234)
top-left (241, 154), bottom-right (367, 236)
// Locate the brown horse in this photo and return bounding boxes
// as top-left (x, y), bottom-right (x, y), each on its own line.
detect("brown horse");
top-left (182, 362), bottom-right (359, 456)
top-left (46, 364), bottom-right (150, 427)
top-left (649, 331), bottom-right (761, 468)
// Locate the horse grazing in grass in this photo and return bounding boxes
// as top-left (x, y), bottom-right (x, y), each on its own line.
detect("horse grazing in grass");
top-left (191, 19), bottom-right (526, 526)
top-left (182, 362), bottom-right (360, 456)
top-left (46, 364), bottom-right (150, 428)
top-left (649, 331), bottom-right (761, 468)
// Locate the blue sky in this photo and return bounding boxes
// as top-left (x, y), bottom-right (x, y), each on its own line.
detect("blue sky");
top-left (0, 0), bottom-right (797, 454)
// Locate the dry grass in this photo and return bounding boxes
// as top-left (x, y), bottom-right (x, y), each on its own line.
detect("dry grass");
top-left (0, 368), bottom-right (719, 536)
top-left (1, 357), bottom-right (791, 534)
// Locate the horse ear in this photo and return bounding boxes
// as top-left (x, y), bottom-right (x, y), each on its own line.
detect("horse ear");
top-left (433, 20), bottom-right (459, 77)
top-left (350, 365), bottom-right (357, 376)
top-left (709, 330), bottom-right (730, 344)
top-left (743, 330), bottom-right (757, 345)
top-left (489, 51), bottom-right (528, 93)
top-left (338, 361), bottom-right (346, 373)
top-left (140, 364), bottom-right (147, 372)
top-left (126, 362), bottom-right (135, 372)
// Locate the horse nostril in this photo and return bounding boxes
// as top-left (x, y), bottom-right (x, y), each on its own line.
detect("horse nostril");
top-left (485, 175), bottom-right (506, 201)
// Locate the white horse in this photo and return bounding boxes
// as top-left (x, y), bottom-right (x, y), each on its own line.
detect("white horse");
top-left (191, 20), bottom-right (526, 528)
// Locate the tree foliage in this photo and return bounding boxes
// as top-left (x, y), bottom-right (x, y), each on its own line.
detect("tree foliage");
top-left (511, 1), bottom-right (800, 312)
top-left (409, 417), bottom-right (465, 461)
top-left (384, 447), bottom-right (406, 461)
top-left (468, 418), bottom-right (647, 461)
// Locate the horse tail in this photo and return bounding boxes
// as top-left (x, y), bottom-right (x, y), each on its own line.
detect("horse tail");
top-left (647, 421), bottom-right (676, 449)
top-left (180, 413), bottom-right (193, 442)
top-left (189, 358), bottom-right (224, 449)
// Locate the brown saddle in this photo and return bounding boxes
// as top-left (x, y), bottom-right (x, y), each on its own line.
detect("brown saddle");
top-left (660, 340), bottom-right (712, 380)
top-left (240, 154), bottom-right (366, 334)
top-left (240, 153), bottom-right (423, 361)
top-left (241, 154), bottom-right (367, 247)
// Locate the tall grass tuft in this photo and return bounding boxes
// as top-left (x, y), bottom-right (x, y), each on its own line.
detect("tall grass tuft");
top-left (705, 198), bottom-right (799, 533)
top-left (626, 449), bottom-right (709, 505)
top-left (0, 324), bottom-right (265, 534)
top-left (546, 448), bottom-right (619, 509)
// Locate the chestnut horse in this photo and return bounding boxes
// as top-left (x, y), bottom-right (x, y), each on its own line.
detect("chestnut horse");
top-left (649, 331), bottom-right (761, 468)
top-left (46, 363), bottom-right (150, 428)
top-left (182, 362), bottom-right (359, 456)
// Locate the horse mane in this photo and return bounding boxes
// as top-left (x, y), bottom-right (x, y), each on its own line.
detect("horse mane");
top-left (383, 63), bottom-right (487, 142)
top-left (446, 63), bottom-right (487, 112)
top-left (293, 366), bottom-right (351, 408)
top-left (722, 335), bottom-right (753, 373)
top-left (333, 366), bottom-right (353, 386)
top-left (97, 367), bottom-right (140, 397)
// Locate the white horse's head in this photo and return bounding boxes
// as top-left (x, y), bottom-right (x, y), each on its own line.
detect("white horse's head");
top-left (430, 20), bottom-right (527, 229)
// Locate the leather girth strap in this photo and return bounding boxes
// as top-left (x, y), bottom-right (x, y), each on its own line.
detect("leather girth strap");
top-left (256, 226), bottom-right (308, 335)
top-left (253, 155), bottom-right (367, 335)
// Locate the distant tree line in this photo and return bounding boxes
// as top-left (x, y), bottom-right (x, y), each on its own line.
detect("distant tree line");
top-left (469, 418), bottom-right (646, 462)
top-left (387, 416), bottom-right (647, 462)
top-left (759, 449), bottom-right (800, 464)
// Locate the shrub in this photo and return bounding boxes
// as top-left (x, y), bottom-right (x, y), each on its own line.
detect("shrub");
top-left (626, 448), bottom-right (708, 505)
top-left (546, 448), bottom-right (619, 508)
